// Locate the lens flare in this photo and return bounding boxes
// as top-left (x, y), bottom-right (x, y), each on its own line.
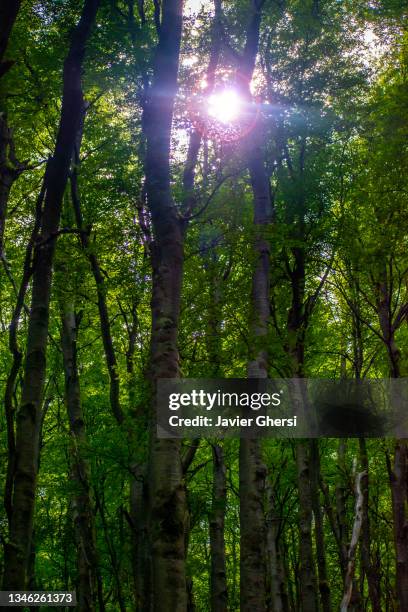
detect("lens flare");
top-left (207, 90), bottom-right (241, 124)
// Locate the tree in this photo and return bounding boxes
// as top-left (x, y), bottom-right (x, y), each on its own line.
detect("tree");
top-left (2, 0), bottom-right (100, 590)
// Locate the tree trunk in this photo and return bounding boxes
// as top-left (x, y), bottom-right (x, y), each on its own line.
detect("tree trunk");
top-left (336, 439), bottom-right (349, 579)
top-left (2, 0), bottom-right (44, 525)
top-left (0, 114), bottom-right (25, 256)
top-left (340, 468), bottom-right (365, 612)
top-left (296, 441), bottom-right (319, 612)
top-left (286, 244), bottom-right (318, 612)
top-left (1, 0), bottom-right (99, 591)
top-left (265, 481), bottom-right (284, 612)
top-left (61, 302), bottom-right (98, 611)
top-left (240, 439), bottom-right (267, 611)
top-left (94, 489), bottom-right (126, 612)
top-left (375, 268), bottom-right (408, 610)
top-left (237, 4), bottom-right (271, 609)
top-left (130, 473), bottom-right (150, 611)
top-left (0, 0), bottom-right (21, 77)
top-left (359, 438), bottom-right (381, 612)
top-left (123, 296), bottom-right (149, 610)
top-left (142, 0), bottom-right (187, 608)
top-left (70, 149), bottom-right (123, 425)
top-left (0, 137), bottom-right (13, 254)
top-left (209, 444), bottom-right (228, 612)
top-left (310, 440), bottom-right (331, 612)
top-left (376, 275), bottom-right (401, 379)
top-left (388, 441), bottom-right (408, 611)
top-left (205, 263), bottom-right (223, 377)
top-left (335, 441), bottom-right (362, 608)
top-left (3, 169), bottom-right (46, 524)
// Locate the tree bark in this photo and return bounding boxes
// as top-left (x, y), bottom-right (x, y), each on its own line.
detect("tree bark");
top-left (239, 437), bottom-right (267, 612)
top-left (310, 440), bottom-right (331, 612)
top-left (0, 0), bottom-right (21, 77)
top-left (359, 438), bottom-right (381, 612)
top-left (237, 3), bottom-right (271, 609)
top-left (335, 439), bottom-right (349, 579)
top-left (375, 273), bottom-right (401, 379)
top-left (375, 266), bottom-right (408, 611)
top-left (209, 444), bottom-right (228, 612)
top-left (388, 441), bottom-right (408, 612)
top-left (3, 168), bottom-right (46, 524)
top-left (141, 0), bottom-right (187, 608)
top-left (0, 0), bottom-right (25, 265)
top-left (265, 481), bottom-right (284, 612)
top-left (129, 472), bottom-right (150, 611)
top-left (1, 0), bottom-right (99, 591)
top-left (286, 246), bottom-right (318, 612)
top-left (296, 441), bottom-right (319, 612)
top-left (0, 114), bottom-right (26, 257)
top-left (340, 468), bottom-right (365, 612)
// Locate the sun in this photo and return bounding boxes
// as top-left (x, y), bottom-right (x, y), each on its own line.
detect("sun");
top-left (207, 90), bottom-right (242, 124)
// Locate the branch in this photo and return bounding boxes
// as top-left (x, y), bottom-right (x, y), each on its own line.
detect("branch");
top-left (36, 227), bottom-right (86, 247)
top-left (184, 172), bottom-right (238, 222)
top-left (182, 439), bottom-right (200, 474)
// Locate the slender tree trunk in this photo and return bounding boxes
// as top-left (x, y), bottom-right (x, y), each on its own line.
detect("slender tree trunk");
top-left (340, 468), bottom-right (365, 612)
top-left (1, 7), bottom-right (36, 530)
top-left (359, 438), bottom-right (381, 612)
top-left (310, 440), bottom-right (331, 612)
top-left (334, 441), bottom-right (363, 608)
top-left (296, 441), bottom-right (319, 612)
top-left (388, 441), bottom-right (408, 611)
top-left (286, 245), bottom-right (318, 612)
top-left (265, 481), bottom-right (284, 612)
top-left (209, 444), bottom-right (228, 612)
top-left (121, 297), bottom-right (149, 611)
top-left (348, 279), bottom-right (381, 609)
top-left (3, 169), bottom-right (46, 523)
top-left (130, 473), bottom-right (150, 611)
top-left (142, 0), bottom-right (186, 608)
top-left (336, 439), bottom-right (349, 580)
top-left (376, 275), bottom-right (401, 379)
top-left (70, 148), bottom-right (123, 425)
top-left (205, 263), bottom-right (222, 376)
top-left (61, 302), bottom-right (99, 611)
top-left (94, 490), bottom-right (126, 612)
top-left (1, 0), bottom-right (99, 591)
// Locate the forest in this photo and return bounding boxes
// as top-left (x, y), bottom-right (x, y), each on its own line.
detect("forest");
top-left (0, 0), bottom-right (407, 610)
